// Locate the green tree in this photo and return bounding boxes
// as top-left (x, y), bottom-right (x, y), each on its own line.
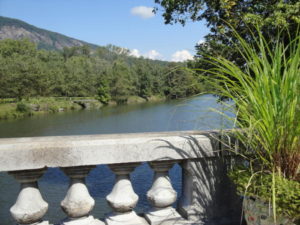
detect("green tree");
top-left (0, 38), bottom-right (205, 101)
top-left (0, 38), bottom-right (36, 57)
top-left (110, 60), bottom-right (134, 103)
top-left (154, 0), bottom-right (300, 67)
top-left (63, 56), bottom-right (97, 97)
top-left (0, 39), bottom-right (47, 99)
top-left (80, 45), bottom-right (91, 57)
top-left (96, 79), bottom-right (111, 104)
top-left (163, 64), bottom-right (201, 99)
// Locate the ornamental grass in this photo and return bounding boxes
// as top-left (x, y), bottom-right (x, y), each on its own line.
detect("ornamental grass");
top-left (200, 28), bottom-right (300, 221)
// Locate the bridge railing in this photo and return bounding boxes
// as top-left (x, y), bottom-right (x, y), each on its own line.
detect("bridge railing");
top-left (0, 130), bottom-right (242, 225)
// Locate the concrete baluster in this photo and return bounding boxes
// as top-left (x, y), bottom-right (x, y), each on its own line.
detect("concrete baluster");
top-left (105, 163), bottom-right (148, 225)
top-left (9, 168), bottom-right (49, 225)
top-left (60, 166), bottom-right (104, 225)
top-left (178, 159), bottom-right (243, 224)
top-left (145, 161), bottom-right (184, 225)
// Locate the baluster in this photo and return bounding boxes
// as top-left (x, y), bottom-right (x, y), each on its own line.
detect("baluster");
top-left (178, 159), bottom-right (242, 224)
top-left (145, 161), bottom-right (184, 225)
top-left (105, 163), bottom-right (148, 225)
top-left (60, 166), bottom-right (104, 225)
top-left (9, 168), bottom-right (49, 225)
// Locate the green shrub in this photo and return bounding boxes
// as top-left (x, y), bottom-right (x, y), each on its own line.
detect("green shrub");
top-left (229, 168), bottom-right (300, 220)
top-left (97, 83), bottom-right (111, 105)
top-left (48, 105), bottom-right (59, 113)
top-left (16, 102), bottom-right (31, 113)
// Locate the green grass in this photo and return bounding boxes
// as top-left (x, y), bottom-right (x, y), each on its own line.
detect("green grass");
top-left (0, 103), bottom-right (26, 120)
top-left (0, 97), bottom-right (86, 120)
top-left (0, 98), bottom-right (17, 104)
top-left (0, 95), bottom-right (163, 120)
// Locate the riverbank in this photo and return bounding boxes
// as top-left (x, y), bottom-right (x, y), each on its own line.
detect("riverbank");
top-left (0, 95), bottom-right (166, 120)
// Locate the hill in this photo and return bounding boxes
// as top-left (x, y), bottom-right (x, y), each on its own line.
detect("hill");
top-left (0, 16), bottom-right (98, 50)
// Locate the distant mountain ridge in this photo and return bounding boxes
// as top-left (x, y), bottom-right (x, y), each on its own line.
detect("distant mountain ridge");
top-left (0, 16), bottom-right (99, 50)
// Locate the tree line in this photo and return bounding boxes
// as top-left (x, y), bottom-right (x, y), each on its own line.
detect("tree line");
top-left (0, 39), bottom-right (207, 104)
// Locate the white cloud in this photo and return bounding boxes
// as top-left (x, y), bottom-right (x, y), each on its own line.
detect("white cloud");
top-left (131, 6), bottom-right (155, 19)
top-left (197, 39), bottom-right (205, 45)
top-left (130, 49), bottom-right (141, 57)
top-left (144, 50), bottom-right (163, 60)
top-left (129, 49), bottom-right (163, 60)
top-left (171, 50), bottom-right (194, 62)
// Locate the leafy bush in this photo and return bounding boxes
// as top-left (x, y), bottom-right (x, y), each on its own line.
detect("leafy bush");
top-left (229, 168), bottom-right (300, 220)
top-left (97, 82), bottom-right (111, 105)
top-left (16, 102), bottom-right (31, 113)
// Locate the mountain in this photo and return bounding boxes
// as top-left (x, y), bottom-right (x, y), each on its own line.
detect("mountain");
top-left (0, 16), bottom-right (98, 50)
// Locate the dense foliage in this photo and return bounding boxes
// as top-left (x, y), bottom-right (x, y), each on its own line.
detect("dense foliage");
top-left (229, 169), bottom-right (300, 221)
top-left (154, 0), bottom-right (300, 69)
top-left (0, 39), bottom-right (205, 103)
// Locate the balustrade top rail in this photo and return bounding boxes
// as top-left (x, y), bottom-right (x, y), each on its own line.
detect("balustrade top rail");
top-left (0, 130), bottom-right (227, 172)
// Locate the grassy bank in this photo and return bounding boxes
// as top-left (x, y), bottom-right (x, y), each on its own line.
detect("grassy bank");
top-left (0, 97), bottom-right (84, 120)
top-left (0, 95), bottom-right (166, 120)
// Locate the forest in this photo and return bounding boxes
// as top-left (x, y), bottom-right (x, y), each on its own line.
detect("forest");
top-left (0, 39), bottom-right (205, 105)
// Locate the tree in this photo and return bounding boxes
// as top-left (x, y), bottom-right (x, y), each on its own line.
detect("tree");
top-left (110, 60), bottom-right (134, 103)
top-left (0, 39), bottom-right (46, 99)
top-left (154, 0), bottom-right (300, 67)
top-left (80, 45), bottom-right (91, 57)
top-left (0, 38), bottom-right (207, 101)
top-left (0, 38), bottom-right (36, 57)
top-left (96, 79), bottom-right (111, 104)
top-left (155, 0), bottom-right (300, 27)
top-left (163, 64), bottom-right (202, 99)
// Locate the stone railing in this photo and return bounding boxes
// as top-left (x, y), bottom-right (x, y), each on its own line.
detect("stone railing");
top-left (0, 130), bottom-right (242, 225)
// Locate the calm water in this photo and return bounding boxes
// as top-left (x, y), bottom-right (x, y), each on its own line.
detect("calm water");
top-left (0, 95), bottom-right (233, 225)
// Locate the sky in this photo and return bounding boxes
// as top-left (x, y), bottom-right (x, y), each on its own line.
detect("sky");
top-left (0, 0), bottom-right (209, 61)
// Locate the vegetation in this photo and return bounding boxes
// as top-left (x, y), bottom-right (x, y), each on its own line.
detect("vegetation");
top-left (202, 29), bottom-right (300, 222)
top-left (0, 39), bottom-right (205, 101)
top-left (0, 97), bottom-right (85, 120)
top-left (154, 0), bottom-right (300, 70)
top-left (0, 16), bottom-right (212, 120)
top-left (229, 169), bottom-right (300, 220)
top-left (0, 38), bottom-right (209, 120)
top-left (153, 1), bottom-right (300, 221)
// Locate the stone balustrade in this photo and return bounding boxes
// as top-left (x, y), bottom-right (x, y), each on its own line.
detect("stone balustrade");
top-left (0, 130), bottom-right (242, 225)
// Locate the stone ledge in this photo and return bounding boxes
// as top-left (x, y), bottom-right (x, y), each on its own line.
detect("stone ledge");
top-left (0, 130), bottom-right (225, 172)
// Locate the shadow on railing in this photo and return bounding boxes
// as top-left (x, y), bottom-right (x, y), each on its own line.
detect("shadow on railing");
top-left (154, 132), bottom-right (245, 225)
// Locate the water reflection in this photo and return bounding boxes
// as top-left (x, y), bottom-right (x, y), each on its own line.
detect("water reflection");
top-left (0, 95), bottom-right (233, 138)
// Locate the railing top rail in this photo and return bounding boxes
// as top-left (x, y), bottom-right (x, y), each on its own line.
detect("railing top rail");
top-left (0, 130), bottom-right (224, 172)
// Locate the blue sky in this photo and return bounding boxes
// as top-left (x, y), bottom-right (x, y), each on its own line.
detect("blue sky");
top-left (0, 0), bottom-right (209, 61)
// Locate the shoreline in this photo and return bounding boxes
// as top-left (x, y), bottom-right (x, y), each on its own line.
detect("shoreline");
top-left (0, 95), bottom-right (166, 121)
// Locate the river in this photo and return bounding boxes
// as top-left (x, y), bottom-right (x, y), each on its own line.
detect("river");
top-left (0, 95), bottom-right (233, 224)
